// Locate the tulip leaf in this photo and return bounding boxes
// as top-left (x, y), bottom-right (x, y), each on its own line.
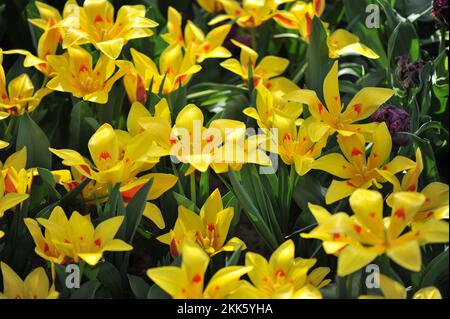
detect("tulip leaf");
top-left (420, 249), bottom-right (449, 288)
top-left (96, 262), bottom-right (124, 298)
top-left (306, 17), bottom-right (332, 101)
top-left (16, 113), bottom-right (51, 169)
top-left (70, 281), bottom-right (100, 299)
top-left (128, 274), bottom-right (150, 299)
top-left (69, 101), bottom-right (95, 152)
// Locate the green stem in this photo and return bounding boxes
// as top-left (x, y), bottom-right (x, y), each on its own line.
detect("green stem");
top-left (190, 172), bottom-right (196, 205)
top-left (171, 162), bottom-right (186, 197)
top-left (250, 28), bottom-right (257, 50)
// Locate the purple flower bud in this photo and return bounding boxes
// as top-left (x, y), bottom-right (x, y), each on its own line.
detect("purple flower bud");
top-left (395, 55), bottom-right (426, 89)
top-left (372, 104), bottom-right (411, 146)
top-left (432, 0), bottom-right (449, 28)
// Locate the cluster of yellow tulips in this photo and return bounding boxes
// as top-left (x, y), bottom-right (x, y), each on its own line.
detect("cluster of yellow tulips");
top-left (0, 0), bottom-right (448, 300)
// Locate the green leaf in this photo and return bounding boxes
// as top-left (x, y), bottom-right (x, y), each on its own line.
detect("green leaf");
top-left (16, 113), bottom-right (51, 169)
top-left (70, 281), bottom-right (100, 299)
top-left (128, 274), bottom-right (150, 299)
top-left (306, 17), bottom-right (332, 100)
top-left (420, 250), bottom-right (449, 288)
top-left (69, 101), bottom-right (95, 152)
top-left (96, 262), bottom-right (123, 298)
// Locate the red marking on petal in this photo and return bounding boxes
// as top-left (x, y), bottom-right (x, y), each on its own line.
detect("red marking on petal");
top-left (4, 175), bottom-right (17, 193)
top-left (49, 18), bottom-right (55, 27)
top-left (79, 236), bottom-right (84, 241)
top-left (265, 82), bottom-right (273, 89)
top-left (342, 165), bottom-right (346, 169)
top-left (351, 147), bottom-right (363, 156)
top-left (79, 64), bottom-right (89, 73)
top-left (369, 212), bottom-right (375, 218)
top-left (306, 13), bottom-right (312, 38)
top-left (394, 208), bottom-right (406, 220)
top-left (192, 274), bottom-right (202, 283)
top-left (94, 238), bottom-right (101, 246)
top-left (275, 269), bottom-right (286, 277)
top-left (170, 137), bottom-right (178, 145)
top-left (170, 238), bottom-right (179, 257)
top-left (333, 95), bottom-right (338, 101)
top-left (99, 151), bottom-right (112, 160)
top-left (346, 181), bottom-right (357, 188)
top-left (332, 233), bottom-right (341, 240)
top-left (274, 13), bottom-right (296, 27)
top-left (235, 9), bottom-right (241, 16)
top-left (80, 165), bottom-right (90, 174)
top-left (283, 133), bottom-right (292, 142)
top-left (121, 184), bottom-right (144, 202)
top-left (136, 75), bottom-right (147, 104)
top-left (353, 103), bottom-right (362, 115)
top-left (207, 224), bottom-right (215, 232)
top-left (426, 211), bottom-right (434, 218)
top-left (1, 93), bottom-right (7, 100)
top-left (353, 224), bottom-right (362, 234)
top-left (314, 0), bottom-right (322, 14)
top-left (407, 184), bottom-right (416, 192)
top-left (206, 135), bottom-right (214, 143)
top-left (94, 15), bottom-right (104, 23)
top-left (44, 243), bottom-right (49, 253)
top-left (382, 166), bottom-right (388, 170)
top-left (317, 103), bottom-right (324, 114)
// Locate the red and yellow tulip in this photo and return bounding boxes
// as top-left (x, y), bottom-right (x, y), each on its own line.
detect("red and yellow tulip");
top-left (0, 262), bottom-right (59, 299)
top-left (302, 189), bottom-right (449, 276)
top-left (229, 240), bottom-right (330, 298)
top-left (24, 206), bottom-right (133, 266)
top-left (285, 61), bottom-right (394, 143)
top-left (61, 0), bottom-right (158, 59)
top-left (147, 240), bottom-right (252, 299)
top-left (158, 189), bottom-right (245, 256)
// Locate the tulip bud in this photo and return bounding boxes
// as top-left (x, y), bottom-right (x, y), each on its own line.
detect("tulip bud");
top-left (432, 0), bottom-right (449, 28)
top-left (372, 104), bottom-right (410, 146)
top-left (395, 55), bottom-right (426, 89)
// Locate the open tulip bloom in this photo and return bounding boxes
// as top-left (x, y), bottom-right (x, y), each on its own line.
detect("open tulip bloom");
top-left (0, 0), bottom-right (448, 302)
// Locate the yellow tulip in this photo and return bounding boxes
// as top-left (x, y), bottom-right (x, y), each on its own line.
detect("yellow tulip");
top-left (312, 123), bottom-right (416, 204)
top-left (197, 0), bottom-right (224, 13)
top-left (61, 0), bottom-right (158, 59)
top-left (162, 7), bottom-right (232, 63)
top-left (229, 240), bottom-right (330, 299)
top-left (158, 189), bottom-right (245, 256)
top-left (273, 0), bottom-right (325, 41)
top-left (328, 29), bottom-right (379, 59)
top-left (123, 46), bottom-right (201, 99)
top-left (167, 103), bottom-right (269, 175)
top-left (209, 0), bottom-right (295, 28)
top-left (6, 1), bottom-right (65, 77)
top-left (302, 189), bottom-right (449, 276)
top-left (243, 80), bottom-right (302, 130)
top-left (380, 148), bottom-right (449, 222)
top-left (0, 50), bottom-right (51, 117)
top-left (221, 39), bottom-right (290, 87)
top-left (46, 46), bottom-right (130, 104)
top-left (271, 115), bottom-right (328, 175)
top-left (359, 274), bottom-right (442, 299)
top-left (0, 148), bottom-right (32, 225)
top-left (285, 61), bottom-right (394, 143)
top-left (0, 262), bottom-right (59, 299)
top-left (24, 206), bottom-right (133, 266)
top-left (147, 240), bottom-right (252, 299)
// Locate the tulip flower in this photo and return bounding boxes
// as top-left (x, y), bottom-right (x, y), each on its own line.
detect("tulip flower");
top-left (220, 40), bottom-right (289, 87)
top-left (123, 46), bottom-right (201, 99)
top-left (166, 103), bottom-right (269, 175)
top-left (243, 82), bottom-right (302, 130)
top-left (270, 115), bottom-right (328, 176)
top-left (311, 123), bottom-right (416, 204)
top-left (302, 189), bottom-right (449, 276)
top-left (273, 0), bottom-right (325, 41)
top-left (327, 29), bottom-right (379, 59)
top-left (147, 240), bottom-right (252, 299)
top-left (61, 0), bottom-right (158, 59)
top-left (359, 274), bottom-right (442, 299)
top-left (6, 1), bottom-right (64, 77)
top-left (229, 240), bottom-right (330, 299)
top-left (0, 262), bottom-right (59, 299)
top-left (46, 46), bottom-right (130, 104)
top-left (379, 148), bottom-right (449, 222)
top-left (197, 0), bottom-right (224, 13)
top-left (209, 0), bottom-right (295, 28)
top-left (158, 189), bottom-right (245, 256)
top-left (162, 7), bottom-right (232, 63)
top-left (285, 61), bottom-right (394, 143)
top-left (0, 50), bottom-right (51, 116)
top-left (25, 206), bottom-right (133, 266)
